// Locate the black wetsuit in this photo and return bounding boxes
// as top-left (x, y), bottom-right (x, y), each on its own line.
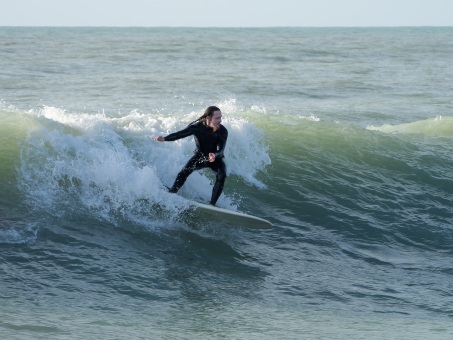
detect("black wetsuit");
top-left (164, 122), bottom-right (228, 205)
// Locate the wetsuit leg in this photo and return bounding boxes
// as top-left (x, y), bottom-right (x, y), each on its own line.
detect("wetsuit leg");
top-left (169, 154), bottom-right (205, 193)
top-left (209, 158), bottom-right (227, 206)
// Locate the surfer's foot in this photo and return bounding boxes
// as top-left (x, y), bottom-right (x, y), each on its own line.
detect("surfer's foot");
top-left (165, 185), bottom-right (178, 193)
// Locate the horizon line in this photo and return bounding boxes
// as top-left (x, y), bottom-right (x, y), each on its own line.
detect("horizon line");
top-left (1, 25), bottom-right (452, 29)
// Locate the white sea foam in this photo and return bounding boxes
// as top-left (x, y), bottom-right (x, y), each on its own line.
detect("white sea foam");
top-left (17, 103), bottom-right (271, 227)
top-left (367, 116), bottom-right (453, 137)
top-left (0, 222), bottom-right (39, 244)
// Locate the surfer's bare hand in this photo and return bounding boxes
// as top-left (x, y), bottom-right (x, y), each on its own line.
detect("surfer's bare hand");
top-left (208, 153), bottom-right (215, 162)
top-left (152, 136), bottom-right (165, 142)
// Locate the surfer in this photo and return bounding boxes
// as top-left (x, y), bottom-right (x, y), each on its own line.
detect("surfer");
top-left (152, 106), bottom-right (228, 206)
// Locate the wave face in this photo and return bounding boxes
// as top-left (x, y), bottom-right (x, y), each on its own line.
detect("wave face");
top-left (1, 27), bottom-right (453, 339)
top-left (6, 105), bottom-right (451, 246)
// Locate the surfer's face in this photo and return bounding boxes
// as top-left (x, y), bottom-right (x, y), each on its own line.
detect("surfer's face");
top-left (207, 111), bottom-right (222, 130)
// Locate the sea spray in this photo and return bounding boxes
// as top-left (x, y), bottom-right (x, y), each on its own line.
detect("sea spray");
top-left (15, 104), bottom-right (272, 228)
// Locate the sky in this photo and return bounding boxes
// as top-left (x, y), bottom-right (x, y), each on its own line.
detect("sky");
top-left (1, 0), bottom-right (452, 27)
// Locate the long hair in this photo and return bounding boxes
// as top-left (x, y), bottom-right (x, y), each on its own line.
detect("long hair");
top-left (187, 106), bottom-right (220, 127)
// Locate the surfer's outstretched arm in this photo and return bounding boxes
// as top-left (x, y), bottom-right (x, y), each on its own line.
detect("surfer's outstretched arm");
top-left (152, 125), bottom-right (197, 143)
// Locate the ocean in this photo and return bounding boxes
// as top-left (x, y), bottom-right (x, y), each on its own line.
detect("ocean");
top-left (1, 27), bottom-right (453, 339)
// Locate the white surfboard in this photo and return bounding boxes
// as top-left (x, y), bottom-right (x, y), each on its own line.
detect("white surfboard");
top-left (189, 201), bottom-right (272, 229)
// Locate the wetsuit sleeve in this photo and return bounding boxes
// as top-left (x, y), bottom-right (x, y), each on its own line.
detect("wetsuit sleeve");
top-left (164, 125), bottom-right (197, 142)
top-left (215, 127), bottom-right (228, 158)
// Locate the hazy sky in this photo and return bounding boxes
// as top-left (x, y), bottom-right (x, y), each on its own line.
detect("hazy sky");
top-left (1, 0), bottom-right (452, 27)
